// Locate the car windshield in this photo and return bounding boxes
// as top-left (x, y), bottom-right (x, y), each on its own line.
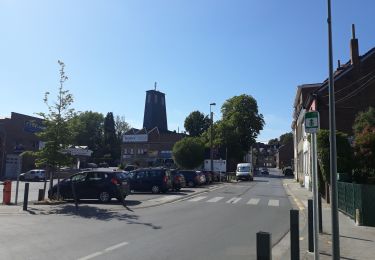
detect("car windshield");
top-left (238, 166), bottom-right (250, 172)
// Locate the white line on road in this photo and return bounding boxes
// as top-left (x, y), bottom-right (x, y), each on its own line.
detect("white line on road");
top-left (247, 198), bottom-right (260, 205)
top-left (226, 197), bottom-right (241, 204)
top-left (77, 241), bottom-right (129, 260)
top-left (147, 195), bottom-right (181, 203)
top-left (188, 196), bottom-right (207, 202)
top-left (268, 199), bottom-right (280, 207)
top-left (104, 242), bottom-right (129, 252)
top-left (206, 197), bottom-right (224, 203)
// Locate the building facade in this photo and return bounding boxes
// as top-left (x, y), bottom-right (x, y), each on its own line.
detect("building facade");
top-left (0, 112), bottom-right (43, 179)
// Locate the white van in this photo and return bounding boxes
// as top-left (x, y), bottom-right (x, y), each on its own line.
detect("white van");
top-left (19, 169), bottom-right (46, 181)
top-left (236, 163), bottom-right (253, 181)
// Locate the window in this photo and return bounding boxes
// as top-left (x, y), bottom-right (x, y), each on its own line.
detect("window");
top-left (135, 171), bottom-right (146, 179)
top-left (87, 172), bottom-right (103, 181)
top-left (124, 148), bottom-right (128, 154)
top-left (130, 148), bottom-right (134, 154)
top-left (72, 173), bottom-right (87, 182)
top-left (147, 94), bottom-right (151, 103)
top-left (154, 94), bottom-right (158, 103)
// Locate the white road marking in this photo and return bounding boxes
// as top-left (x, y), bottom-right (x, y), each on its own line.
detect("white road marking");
top-left (268, 199), bottom-right (280, 207)
top-left (104, 242), bottom-right (129, 252)
top-left (188, 196), bottom-right (207, 202)
top-left (147, 195), bottom-right (181, 203)
top-left (77, 241), bottom-right (129, 260)
top-left (247, 198), bottom-right (260, 205)
top-left (226, 197), bottom-right (242, 204)
top-left (206, 197), bottom-right (224, 203)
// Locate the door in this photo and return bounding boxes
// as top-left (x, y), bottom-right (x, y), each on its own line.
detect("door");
top-left (132, 171), bottom-right (146, 191)
top-left (71, 172), bottom-right (88, 199)
top-left (84, 172), bottom-right (106, 199)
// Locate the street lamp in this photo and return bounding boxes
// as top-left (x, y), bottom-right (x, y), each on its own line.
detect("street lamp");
top-left (210, 103), bottom-right (216, 175)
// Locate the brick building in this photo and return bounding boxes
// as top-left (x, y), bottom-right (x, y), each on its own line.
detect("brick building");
top-left (0, 112), bottom-right (43, 179)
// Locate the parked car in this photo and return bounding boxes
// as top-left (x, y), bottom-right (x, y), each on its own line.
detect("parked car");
top-left (261, 168), bottom-right (269, 175)
top-left (19, 169), bottom-right (46, 181)
top-left (128, 168), bottom-right (172, 193)
top-left (124, 165), bottom-right (137, 172)
top-left (197, 171), bottom-right (206, 185)
top-left (48, 170), bottom-right (129, 203)
top-left (178, 170), bottom-right (201, 187)
top-left (170, 170), bottom-right (186, 191)
top-left (202, 171), bottom-right (213, 184)
top-left (283, 167), bottom-right (293, 176)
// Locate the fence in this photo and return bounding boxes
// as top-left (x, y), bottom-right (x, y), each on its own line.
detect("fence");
top-left (338, 181), bottom-right (375, 226)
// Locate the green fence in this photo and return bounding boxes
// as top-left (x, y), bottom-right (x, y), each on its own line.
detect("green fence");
top-left (338, 181), bottom-right (375, 226)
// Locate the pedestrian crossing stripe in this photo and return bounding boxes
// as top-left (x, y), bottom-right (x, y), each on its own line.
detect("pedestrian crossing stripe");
top-left (188, 196), bottom-right (207, 202)
top-left (206, 197), bottom-right (224, 203)
top-left (226, 197), bottom-right (241, 204)
top-left (247, 198), bottom-right (260, 205)
top-left (268, 199), bottom-right (279, 207)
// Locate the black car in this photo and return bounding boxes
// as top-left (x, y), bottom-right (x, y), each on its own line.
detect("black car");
top-left (283, 167), bottom-right (294, 176)
top-left (171, 170), bottom-right (186, 191)
top-left (128, 168), bottom-right (172, 193)
top-left (48, 170), bottom-right (130, 203)
top-left (261, 168), bottom-right (269, 175)
top-left (179, 170), bottom-right (201, 187)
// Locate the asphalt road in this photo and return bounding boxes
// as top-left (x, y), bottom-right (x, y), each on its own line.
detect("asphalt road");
top-left (0, 168), bottom-right (292, 260)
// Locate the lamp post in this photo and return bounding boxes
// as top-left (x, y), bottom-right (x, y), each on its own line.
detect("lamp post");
top-left (210, 103), bottom-right (216, 174)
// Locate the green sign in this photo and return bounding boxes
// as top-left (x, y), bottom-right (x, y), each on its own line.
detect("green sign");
top-left (305, 111), bottom-right (319, 133)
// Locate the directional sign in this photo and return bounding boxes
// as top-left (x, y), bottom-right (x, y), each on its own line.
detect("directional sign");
top-left (305, 111), bottom-right (319, 133)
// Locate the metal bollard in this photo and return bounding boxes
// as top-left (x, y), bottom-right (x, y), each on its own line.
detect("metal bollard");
top-left (23, 183), bottom-right (29, 211)
top-left (290, 209), bottom-right (300, 260)
top-left (38, 189), bottom-right (44, 201)
top-left (256, 231), bottom-right (272, 260)
top-left (318, 194), bottom-right (323, 233)
top-left (308, 199), bottom-right (314, 252)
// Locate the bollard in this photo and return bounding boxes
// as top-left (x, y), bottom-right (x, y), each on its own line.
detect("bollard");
top-left (256, 231), bottom-right (272, 260)
top-left (23, 183), bottom-right (29, 211)
top-left (290, 209), bottom-right (300, 260)
top-left (325, 182), bottom-right (330, 204)
top-left (308, 199), bottom-right (314, 253)
top-left (38, 189), bottom-right (44, 201)
top-left (355, 209), bottom-right (362, 226)
top-left (318, 194), bottom-right (323, 233)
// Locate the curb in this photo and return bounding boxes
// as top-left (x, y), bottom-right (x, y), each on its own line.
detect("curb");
top-left (271, 179), bottom-right (308, 259)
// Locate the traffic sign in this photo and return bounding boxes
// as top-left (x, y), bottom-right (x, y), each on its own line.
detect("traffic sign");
top-left (305, 111), bottom-right (319, 133)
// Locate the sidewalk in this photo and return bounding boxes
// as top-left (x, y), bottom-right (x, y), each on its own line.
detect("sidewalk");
top-left (283, 178), bottom-right (375, 260)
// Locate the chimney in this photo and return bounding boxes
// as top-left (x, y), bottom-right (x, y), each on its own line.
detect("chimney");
top-left (350, 24), bottom-right (360, 67)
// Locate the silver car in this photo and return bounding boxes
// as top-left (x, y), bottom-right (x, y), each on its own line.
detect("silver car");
top-left (19, 169), bottom-right (46, 181)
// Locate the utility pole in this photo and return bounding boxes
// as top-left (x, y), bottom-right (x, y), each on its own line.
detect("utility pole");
top-left (210, 103), bottom-right (216, 173)
top-left (327, 0), bottom-right (340, 258)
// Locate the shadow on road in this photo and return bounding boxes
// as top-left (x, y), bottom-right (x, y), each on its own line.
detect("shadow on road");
top-left (48, 204), bottom-right (162, 229)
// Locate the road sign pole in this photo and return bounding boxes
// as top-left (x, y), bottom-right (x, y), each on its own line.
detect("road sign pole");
top-left (312, 132), bottom-right (320, 260)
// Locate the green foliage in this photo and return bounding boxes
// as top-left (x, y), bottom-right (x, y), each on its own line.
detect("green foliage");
top-left (268, 138), bottom-right (279, 146)
top-left (103, 112), bottom-right (119, 163)
top-left (279, 132), bottom-right (293, 146)
top-left (115, 115), bottom-right (131, 141)
top-left (316, 129), bottom-right (354, 184)
top-left (69, 111), bottom-right (104, 157)
top-left (221, 94), bottom-right (264, 153)
top-left (353, 107), bottom-right (375, 178)
top-left (172, 137), bottom-right (205, 169)
top-left (184, 111), bottom-right (210, 137)
top-left (34, 60), bottom-right (75, 170)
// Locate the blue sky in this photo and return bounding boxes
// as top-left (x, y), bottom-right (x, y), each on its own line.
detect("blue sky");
top-left (1, 0), bottom-right (374, 142)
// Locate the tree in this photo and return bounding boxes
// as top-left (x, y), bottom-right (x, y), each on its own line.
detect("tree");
top-left (221, 94), bottom-right (264, 152)
top-left (115, 115), bottom-right (131, 142)
top-left (103, 112), bottom-right (118, 164)
top-left (184, 111), bottom-right (210, 137)
top-left (173, 137), bottom-right (205, 169)
top-left (279, 132), bottom-right (293, 146)
top-left (69, 111), bottom-right (104, 158)
top-left (268, 138), bottom-right (279, 146)
top-left (35, 60), bottom-right (75, 191)
top-left (353, 107), bottom-right (375, 179)
top-left (316, 129), bottom-right (354, 184)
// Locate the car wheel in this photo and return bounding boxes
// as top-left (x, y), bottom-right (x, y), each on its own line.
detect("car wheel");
top-left (188, 181), bottom-right (194, 187)
top-left (98, 191), bottom-right (111, 203)
top-left (20, 176), bottom-right (25, 181)
top-left (151, 185), bottom-right (160, 194)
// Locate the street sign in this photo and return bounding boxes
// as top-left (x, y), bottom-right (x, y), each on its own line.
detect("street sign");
top-left (305, 111), bottom-right (319, 133)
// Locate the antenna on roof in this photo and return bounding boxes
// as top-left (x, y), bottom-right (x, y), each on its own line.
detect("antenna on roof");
top-left (154, 82), bottom-right (157, 91)
top-left (352, 24), bottom-right (356, 39)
